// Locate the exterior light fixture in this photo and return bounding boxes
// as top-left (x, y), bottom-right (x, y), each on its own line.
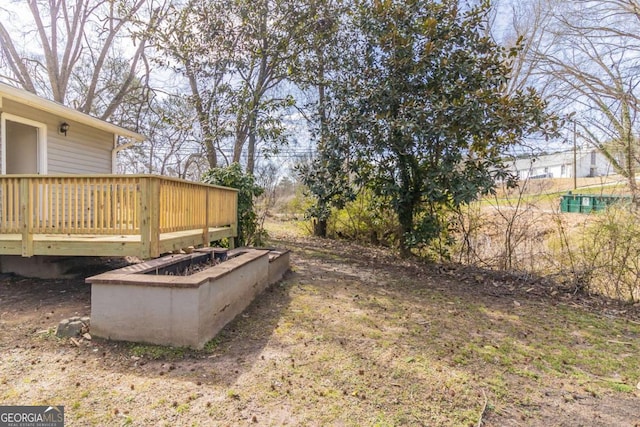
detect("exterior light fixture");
top-left (59, 122), bottom-right (70, 136)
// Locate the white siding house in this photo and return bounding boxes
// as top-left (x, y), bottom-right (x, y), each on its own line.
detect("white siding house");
top-left (508, 149), bottom-right (615, 180)
top-left (0, 83), bottom-right (238, 261)
top-left (0, 82), bottom-right (144, 174)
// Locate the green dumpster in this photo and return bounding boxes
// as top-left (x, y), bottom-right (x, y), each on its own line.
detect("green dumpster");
top-left (581, 195), bottom-right (594, 213)
top-left (560, 192), bottom-right (631, 213)
top-left (560, 193), bottom-right (583, 212)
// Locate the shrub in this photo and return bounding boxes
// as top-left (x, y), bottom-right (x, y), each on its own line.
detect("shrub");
top-left (575, 205), bottom-right (640, 302)
top-left (202, 163), bottom-right (265, 247)
top-left (326, 190), bottom-right (398, 246)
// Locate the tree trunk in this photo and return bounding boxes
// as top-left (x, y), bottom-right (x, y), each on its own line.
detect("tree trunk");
top-left (246, 109), bottom-right (258, 174)
top-left (313, 54), bottom-right (329, 240)
top-left (314, 219), bottom-right (328, 238)
top-left (397, 201), bottom-right (414, 258)
top-left (394, 135), bottom-right (416, 258)
top-left (200, 121), bottom-right (217, 169)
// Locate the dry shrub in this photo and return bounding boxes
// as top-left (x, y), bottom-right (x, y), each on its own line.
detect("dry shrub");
top-left (451, 199), bottom-right (552, 272)
top-left (570, 205), bottom-right (640, 302)
top-left (452, 200), bottom-right (640, 302)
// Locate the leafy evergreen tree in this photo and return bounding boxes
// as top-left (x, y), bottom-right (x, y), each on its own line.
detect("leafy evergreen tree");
top-left (327, 0), bottom-right (556, 256)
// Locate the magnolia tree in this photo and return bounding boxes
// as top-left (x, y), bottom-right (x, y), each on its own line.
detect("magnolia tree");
top-left (314, 0), bottom-right (557, 256)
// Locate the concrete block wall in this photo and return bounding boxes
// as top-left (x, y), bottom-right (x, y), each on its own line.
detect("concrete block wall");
top-left (87, 248), bottom-right (289, 349)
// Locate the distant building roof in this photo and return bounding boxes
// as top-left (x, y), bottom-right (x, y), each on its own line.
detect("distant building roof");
top-left (510, 149), bottom-right (589, 171)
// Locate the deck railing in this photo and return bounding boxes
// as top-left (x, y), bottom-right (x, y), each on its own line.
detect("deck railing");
top-left (0, 175), bottom-right (238, 258)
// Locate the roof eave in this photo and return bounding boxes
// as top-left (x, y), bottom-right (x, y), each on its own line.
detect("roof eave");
top-left (0, 83), bottom-right (146, 141)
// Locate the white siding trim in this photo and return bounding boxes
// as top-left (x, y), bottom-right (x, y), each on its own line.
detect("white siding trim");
top-left (111, 137), bottom-right (139, 174)
top-left (0, 112), bottom-right (48, 174)
top-left (112, 134), bottom-right (117, 174)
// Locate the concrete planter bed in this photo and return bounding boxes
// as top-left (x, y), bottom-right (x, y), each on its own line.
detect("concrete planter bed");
top-left (86, 247), bottom-right (290, 349)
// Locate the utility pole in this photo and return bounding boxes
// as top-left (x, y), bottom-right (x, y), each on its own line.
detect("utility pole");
top-left (573, 120), bottom-right (577, 190)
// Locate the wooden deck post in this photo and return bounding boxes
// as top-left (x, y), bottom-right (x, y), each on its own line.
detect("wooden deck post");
top-left (229, 192), bottom-right (238, 249)
top-left (139, 178), bottom-right (150, 259)
top-left (19, 178), bottom-right (33, 257)
top-left (228, 224), bottom-right (237, 249)
top-left (148, 177), bottom-right (160, 258)
top-left (202, 188), bottom-right (210, 248)
top-left (139, 176), bottom-right (161, 259)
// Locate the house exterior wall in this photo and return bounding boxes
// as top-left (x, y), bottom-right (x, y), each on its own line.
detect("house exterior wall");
top-left (515, 158), bottom-right (572, 179)
top-left (1, 98), bottom-right (113, 174)
top-left (511, 149), bottom-right (615, 179)
top-left (575, 151), bottom-right (615, 177)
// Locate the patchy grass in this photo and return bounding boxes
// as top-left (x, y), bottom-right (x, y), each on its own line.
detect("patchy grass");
top-left (0, 221), bottom-right (639, 425)
top-left (129, 344), bottom-right (189, 360)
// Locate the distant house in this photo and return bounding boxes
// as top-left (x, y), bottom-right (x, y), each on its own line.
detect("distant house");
top-left (508, 148), bottom-right (615, 180)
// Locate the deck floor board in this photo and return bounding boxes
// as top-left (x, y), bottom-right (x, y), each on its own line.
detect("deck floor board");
top-left (0, 227), bottom-right (234, 258)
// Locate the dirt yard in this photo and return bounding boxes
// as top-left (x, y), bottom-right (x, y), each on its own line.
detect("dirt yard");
top-left (1, 222), bottom-right (639, 426)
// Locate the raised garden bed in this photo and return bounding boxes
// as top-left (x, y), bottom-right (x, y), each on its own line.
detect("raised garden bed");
top-left (86, 247), bottom-right (290, 349)
top-left (143, 248), bottom-right (228, 276)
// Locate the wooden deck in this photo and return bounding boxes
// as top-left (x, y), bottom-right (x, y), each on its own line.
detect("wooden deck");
top-left (0, 175), bottom-right (238, 258)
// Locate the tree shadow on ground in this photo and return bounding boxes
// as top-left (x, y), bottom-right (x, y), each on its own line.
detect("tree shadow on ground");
top-left (266, 233), bottom-right (640, 426)
top-left (1, 237), bottom-right (639, 425)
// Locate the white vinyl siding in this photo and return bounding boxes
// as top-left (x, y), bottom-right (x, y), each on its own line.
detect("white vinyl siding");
top-left (48, 128), bottom-right (112, 174)
top-left (1, 99), bottom-right (113, 174)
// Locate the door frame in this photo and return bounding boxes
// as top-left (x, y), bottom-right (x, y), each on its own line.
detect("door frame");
top-left (0, 112), bottom-right (48, 175)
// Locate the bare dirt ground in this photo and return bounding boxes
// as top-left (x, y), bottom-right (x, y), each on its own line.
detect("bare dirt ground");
top-left (1, 222), bottom-right (640, 426)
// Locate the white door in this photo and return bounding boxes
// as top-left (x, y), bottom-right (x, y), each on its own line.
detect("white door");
top-left (6, 120), bottom-right (38, 173)
top-left (1, 113), bottom-right (47, 174)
